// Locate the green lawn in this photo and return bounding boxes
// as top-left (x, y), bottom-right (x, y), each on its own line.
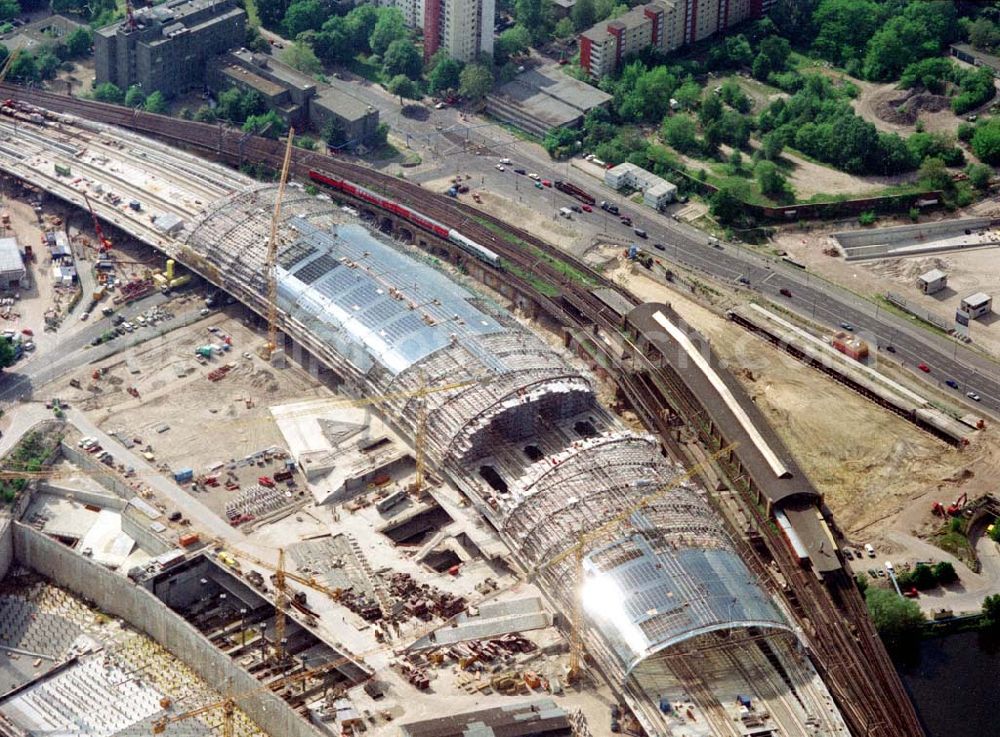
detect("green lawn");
top-left (348, 55), bottom-right (386, 85)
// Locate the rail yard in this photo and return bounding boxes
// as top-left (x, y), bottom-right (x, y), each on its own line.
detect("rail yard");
top-left (0, 88), bottom-right (939, 737)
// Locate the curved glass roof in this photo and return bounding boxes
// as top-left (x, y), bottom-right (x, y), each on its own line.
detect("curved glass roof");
top-left (582, 530), bottom-right (789, 673)
top-left (278, 217), bottom-right (505, 375)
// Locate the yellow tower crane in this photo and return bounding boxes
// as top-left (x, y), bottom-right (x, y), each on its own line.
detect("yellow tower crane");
top-left (540, 443), bottom-right (737, 682)
top-left (260, 127), bottom-right (295, 362)
top-left (0, 48), bottom-right (22, 85)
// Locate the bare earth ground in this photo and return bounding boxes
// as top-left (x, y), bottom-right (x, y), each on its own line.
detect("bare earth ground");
top-left (60, 310), bottom-right (328, 474)
top-left (421, 176), bottom-right (580, 249)
top-left (610, 263), bottom-right (1000, 546)
top-left (772, 227), bottom-right (1000, 360)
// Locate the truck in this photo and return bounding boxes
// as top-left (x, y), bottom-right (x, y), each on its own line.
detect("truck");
top-left (559, 207), bottom-right (573, 219)
top-left (554, 180), bottom-right (596, 205)
top-left (832, 332), bottom-right (869, 361)
top-left (600, 201), bottom-right (619, 215)
top-left (173, 468), bottom-right (194, 483)
top-left (54, 163), bottom-right (71, 177)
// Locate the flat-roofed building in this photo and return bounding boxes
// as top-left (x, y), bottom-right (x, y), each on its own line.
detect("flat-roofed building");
top-left (917, 269), bottom-right (947, 295)
top-left (0, 238), bottom-right (25, 290)
top-left (605, 162), bottom-right (678, 209)
top-left (961, 292), bottom-right (992, 319)
top-left (94, 0), bottom-right (246, 97)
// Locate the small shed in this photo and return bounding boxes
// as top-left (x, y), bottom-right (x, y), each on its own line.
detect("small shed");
top-left (0, 238), bottom-right (25, 289)
top-left (917, 269), bottom-right (947, 295)
top-left (960, 292), bottom-right (992, 319)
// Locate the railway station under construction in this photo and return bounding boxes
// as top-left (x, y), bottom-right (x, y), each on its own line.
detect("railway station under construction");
top-left (0, 104), bottom-right (853, 736)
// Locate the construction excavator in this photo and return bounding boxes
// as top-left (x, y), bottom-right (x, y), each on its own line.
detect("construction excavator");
top-left (932, 491), bottom-right (968, 517)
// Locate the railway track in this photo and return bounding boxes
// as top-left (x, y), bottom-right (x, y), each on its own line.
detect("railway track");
top-left (0, 84), bottom-right (925, 737)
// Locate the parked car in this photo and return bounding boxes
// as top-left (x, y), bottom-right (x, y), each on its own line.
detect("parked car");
top-left (570, 205), bottom-right (582, 213)
top-left (528, 173), bottom-right (540, 181)
top-left (633, 228), bottom-right (647, 238)
top-left (542, 179), bottom-right (552, 187)
top-left (885, 345), bottom-right (896, 353)
top-left (514, 168), bottom-right (526, 175)
top-left (918, 362), bottom-right (931, 373)
top-left (495, 164), bottom-right (505, 171)
top-left (653, 243), bottom-right (666, 251)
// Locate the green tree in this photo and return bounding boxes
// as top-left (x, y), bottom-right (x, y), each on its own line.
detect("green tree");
top-left (0, 0), bottom-right (18, 22)
top-left (972, 119), bottom-right (1000, 164)
top-left (9, 52), bottom-right (39, 83)
top-left (64, 27), bottom-right (92, 57)
top-left (383, 38), bottom-right (422, 79)
top-left (427, 52), bottom-right (463, 95)
top-left (865, 588), bottom-right (925, 650)
top-left (242, 110), bottom-right (287, 138)
top-left (144, 91), bottom-right (167, 114)
top-left (495, 25), bottom-right (531, 65)
top-left (811, 0), bottom-right (882, 67)
top-left (322, 118), bottom-right (346, 147)
top-left (387, 73), bottom-right (420, 102)
top-left (283, 0), bottom-right (326, 38)
top-left (369, 7), bottom-right (407, 56)
top-left (918, 157), bottom-right (952, 191)
top-left (967, 163), bottom-right (992, 191)
top-left (281, 40), bottom-right (322, 75)
top-left (761, 130), bottom-right (784, 161)
top-left (909, 563), bottom-right (938, 590)
top-left (661, 114), bottom-right (698, 154)
top-left (728, 149), bottom-right (744, 174)
top-left (699, 93), bottom-right (723, 127)
top-left (967, 17), bottom-right (1000, 52)
top-left (983, 593), bottom-right (1000, 628)
top-left (933, 561), bottom-right (958, 585)
top-left (36, 51), bottom-right (60, 80)
top-left (344, 5), bottom-right (379, 51)
top-left (553, 17), bottom-right (574, 39)
top-left (720, 80), bottom-right (751, 114)
top-left (92, 81), bottom-right (124, 104)
top-left (755, 160), bottom-right (788, 196)
top-left (124, 84), bottom-right (146, 108)
top-left (313, 18), bottom-right (352, 64)
top-left (514, 0), bottom-right (550, 44)
top-left (194, 105), bottom-right (217, 123)
top-left (459, 63), bottom-right (493, 100)
top-left (0, 338), bottom-right (14, 370)
top-left (543, 126), bottom-right (578, 158)
top-left (672, 80), bottom-right (701, 110)
top-left (710, 185), bottom-right (745, 226)
top-left (571, 0), bottom-right (594, 31)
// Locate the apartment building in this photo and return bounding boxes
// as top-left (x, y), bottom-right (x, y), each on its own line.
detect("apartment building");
top-left (580, 0), bottom-right (773, 79)
top-left (423, 0), bottom-right (495, 63)
top-left (95, 0), bottom-right (246, 97)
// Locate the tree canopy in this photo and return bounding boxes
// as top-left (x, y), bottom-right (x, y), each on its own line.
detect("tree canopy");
top-left (459, 64), bottom-right (493, 100)
top-left (383, 38), bottom-right (422, 79)
top-left (865, 588), bottom-right (925, 650)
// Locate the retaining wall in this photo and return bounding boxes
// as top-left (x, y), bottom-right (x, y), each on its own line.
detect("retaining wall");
top-left (36, 482), bottom-right (125, 511)
top-left (12, 522), bottom-right (322, 737)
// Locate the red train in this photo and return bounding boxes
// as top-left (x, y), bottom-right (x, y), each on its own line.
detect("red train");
top-left (307, 170), bottom-right (502, 268)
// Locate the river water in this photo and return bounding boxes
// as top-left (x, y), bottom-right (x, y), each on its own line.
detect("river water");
top-left (894, 629), bottom-right (1000, 737)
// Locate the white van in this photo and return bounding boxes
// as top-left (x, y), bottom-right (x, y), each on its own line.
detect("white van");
top-left (864, 543), bottom-right (875, 557)
top-left (559, 207), bottom-right (573, 219)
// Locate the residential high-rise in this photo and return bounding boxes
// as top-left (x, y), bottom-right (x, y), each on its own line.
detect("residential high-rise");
top-left (580, 0), bottom-right (773, 79)
top-left (423, 0), bottom-right (495, 63)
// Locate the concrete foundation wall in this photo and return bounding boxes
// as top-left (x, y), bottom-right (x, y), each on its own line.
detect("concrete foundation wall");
top-left (36, 482), bottom-right (126, 511)
top-left (0, 516), bottom-right (13, 583)
top-left (59, 442), bottom-right (137, 501)
top-left (834, 218), bottom-right (990, 248)
top-left (12, 522), bottom-right (323, 737)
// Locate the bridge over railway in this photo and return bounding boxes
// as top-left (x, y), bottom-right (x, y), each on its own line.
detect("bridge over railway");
top-left (0, 86), bottom-right (924, 737)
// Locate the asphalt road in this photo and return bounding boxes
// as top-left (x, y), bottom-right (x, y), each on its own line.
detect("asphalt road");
top-left (416, 133), bottom-right (1000, 416)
